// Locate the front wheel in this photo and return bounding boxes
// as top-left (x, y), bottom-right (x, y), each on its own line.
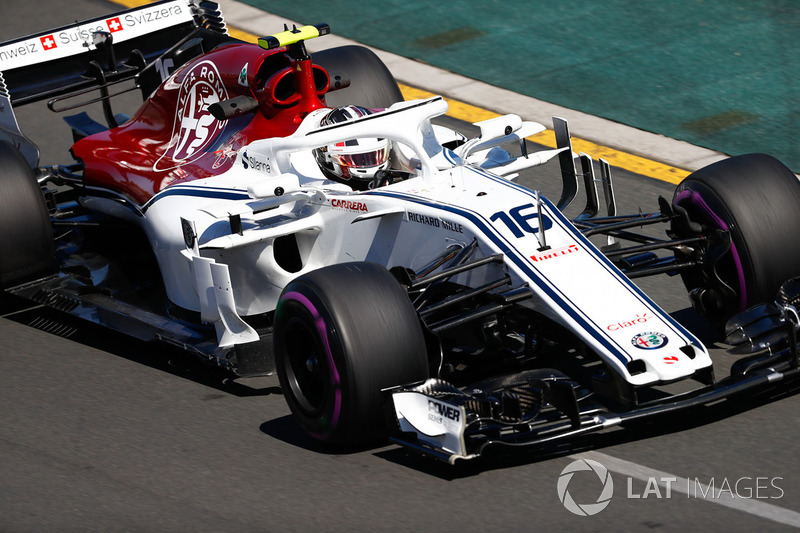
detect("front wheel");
top-left (274, 262), bottom-right (429, 446)
top-left (673, 153), bottom-right (800, 322)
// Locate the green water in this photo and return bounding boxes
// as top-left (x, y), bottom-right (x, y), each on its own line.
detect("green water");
top-left (242, 0), bottom-right (800, 170)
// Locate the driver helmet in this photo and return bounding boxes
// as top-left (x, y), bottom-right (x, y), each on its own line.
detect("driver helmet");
top-left (314, 105), bottom-right (390, 183)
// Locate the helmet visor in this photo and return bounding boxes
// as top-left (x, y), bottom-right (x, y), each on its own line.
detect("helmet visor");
top-left (333, 145), bottom-right (390, 169)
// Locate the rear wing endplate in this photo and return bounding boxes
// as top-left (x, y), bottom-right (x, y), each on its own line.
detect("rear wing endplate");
top-left (0, 0), bottom-right (229, 106)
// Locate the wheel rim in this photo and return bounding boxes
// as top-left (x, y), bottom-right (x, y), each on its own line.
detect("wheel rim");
top-left (675, 188), bottom-right (747, 312)
top-left (277, 291), bottom-right (343, 435)
top-left (283, 317), bottom-right (329, 415)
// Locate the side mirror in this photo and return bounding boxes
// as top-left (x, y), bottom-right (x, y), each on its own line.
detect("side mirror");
top-left (475, 114), bottom-right (522, 140)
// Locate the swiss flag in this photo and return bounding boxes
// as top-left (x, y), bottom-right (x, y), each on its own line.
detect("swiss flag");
top-left (40, 35), bottom-right (57, 51)
top-left (106, 17), bottom-right (123, 33)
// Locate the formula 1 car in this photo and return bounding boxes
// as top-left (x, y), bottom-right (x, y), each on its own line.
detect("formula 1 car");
top-left (3, 0), bottom-right (800, 464)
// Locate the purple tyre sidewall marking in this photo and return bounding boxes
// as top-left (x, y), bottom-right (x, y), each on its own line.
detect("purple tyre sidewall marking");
top-left (280, 291), bottom-right (342, 436)
top-left (675, 189), bottom-right (747, 310)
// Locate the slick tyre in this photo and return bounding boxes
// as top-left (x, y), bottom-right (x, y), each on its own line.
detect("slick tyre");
top-left (274, 262), bottom-right (428, 446)
top-left (314, 45), bottom-right (403, 109)
top-left (673, 153), bottom-right (800, 321)
top-left (0, 141), bottom-right (54, 288)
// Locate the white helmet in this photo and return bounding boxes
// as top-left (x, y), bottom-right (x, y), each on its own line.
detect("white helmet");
top-left (314, 106), bottom-right (390, 184)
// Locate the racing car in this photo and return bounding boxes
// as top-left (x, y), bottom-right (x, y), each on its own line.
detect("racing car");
top-left (2, 0), bottom-right (800, 463)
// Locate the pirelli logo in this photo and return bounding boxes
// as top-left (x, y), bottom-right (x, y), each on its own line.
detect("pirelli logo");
top-left (530, 244), bottom-right (579, 262)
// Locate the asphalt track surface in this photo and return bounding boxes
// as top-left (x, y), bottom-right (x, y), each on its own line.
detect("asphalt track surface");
top-left (3, 1), bottom-right (800, 531)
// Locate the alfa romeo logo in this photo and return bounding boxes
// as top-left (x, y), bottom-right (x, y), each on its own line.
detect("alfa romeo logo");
top-left (155, 60), bottom-right (228, 171)
top-left (631, 331), bottom-right (668, 350)
top-left (557, 458), bottom-right (614, 516)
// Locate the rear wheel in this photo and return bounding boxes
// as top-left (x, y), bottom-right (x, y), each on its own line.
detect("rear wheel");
top-left (0, 141), bottom-right (54, 288)
top-left (673, 153), bottom-right (800, 321)
top-left (314, 45), bottom-right (403, 109)
top-left (274, 262), bottom-right (429, 446)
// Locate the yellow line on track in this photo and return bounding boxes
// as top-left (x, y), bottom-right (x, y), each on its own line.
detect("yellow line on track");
top-left (109, 0), bottom-right (689, 184)
top-left (110, 0), bottom-right (149, 7)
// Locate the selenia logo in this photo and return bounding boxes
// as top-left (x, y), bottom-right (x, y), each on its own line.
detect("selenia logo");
top-left (557, 459), bottom-right (614, 516)
top-left (155, 60), bottom-right (228, 171)
top-left (240, 151), bottom-right (270, 173)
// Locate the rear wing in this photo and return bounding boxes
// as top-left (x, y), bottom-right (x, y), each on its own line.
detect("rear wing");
top-left (0, 0), bottom-right (231, 105)
top-left (0, 0), bottom-right (234, 166)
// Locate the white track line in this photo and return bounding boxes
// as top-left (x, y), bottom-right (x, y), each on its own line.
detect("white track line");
top-left (574, 450), bottom-right (800, 527)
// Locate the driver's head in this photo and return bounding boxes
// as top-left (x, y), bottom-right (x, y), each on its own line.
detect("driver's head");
top-left (314, 105), bottom-right (390, 184)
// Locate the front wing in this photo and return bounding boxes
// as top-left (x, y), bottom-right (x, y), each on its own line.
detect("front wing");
top-left (387, 309), bottom-right (800, 463)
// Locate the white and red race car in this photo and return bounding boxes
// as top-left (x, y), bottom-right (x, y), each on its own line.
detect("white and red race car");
top-left (2, 0), bottom-right (800, 463)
